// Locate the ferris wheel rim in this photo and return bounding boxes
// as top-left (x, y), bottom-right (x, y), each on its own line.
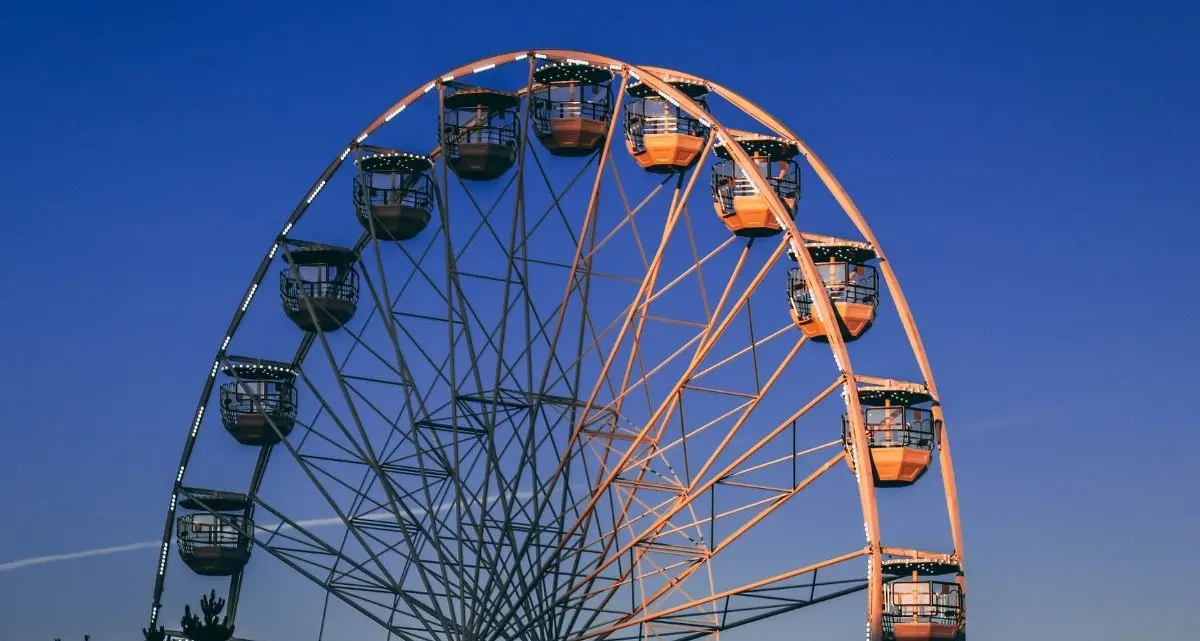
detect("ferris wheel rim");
top-left (145, 48), bottom-right (965, 641)
top-left (643, 60), bottom-right (966, 572)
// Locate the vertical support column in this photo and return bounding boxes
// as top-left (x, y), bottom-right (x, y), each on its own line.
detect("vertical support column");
top-left (435, 79), bottom-right (470, 631)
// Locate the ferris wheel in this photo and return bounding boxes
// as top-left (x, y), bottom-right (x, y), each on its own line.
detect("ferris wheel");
top-left (147, 49), bottom-right (968, 641)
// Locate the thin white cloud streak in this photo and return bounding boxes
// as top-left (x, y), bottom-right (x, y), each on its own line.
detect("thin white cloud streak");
top-left (0, 514), bottom-right (367, 573)
top-left (0, 490), bottom-right (538, 574)
top-left (0, 541), bottom-right (164, 572)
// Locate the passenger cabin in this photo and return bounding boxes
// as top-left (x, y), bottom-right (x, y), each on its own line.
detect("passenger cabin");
top-left (175, 490), bottom-right (253, 576)
top-left (883, 555), bottom-right (965, 641)
top-left (787, 239), bottom-right (879, 342)
top-left (280, 242), bottom-right (359, 333)
top-left (531, 63), bottom-right (613, 157)
top-left (710, 136), bottom-right (801, 237)
top-left (443, 86), bottom-right (520, 180)
top-left (218, 358), bottom-right (297, 446)
top-left (624, 79), bottom-right (710, 173)
top-left (843, 380), bottom-right (939, 487)
top-left (353, 151), bottom-right (435, 240)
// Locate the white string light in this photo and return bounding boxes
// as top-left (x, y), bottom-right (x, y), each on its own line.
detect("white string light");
top-left (157, 542), bottom-right (168, 575)
top-left (240, 283), bottom-right (258, 312)
top-left (385, 104), bottom-right (406, 122)
top-left (305, 180), bottom-right (326, 203)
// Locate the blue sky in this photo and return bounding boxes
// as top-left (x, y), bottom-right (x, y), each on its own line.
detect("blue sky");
top-left (1, 1), bottom-right (1198, 640)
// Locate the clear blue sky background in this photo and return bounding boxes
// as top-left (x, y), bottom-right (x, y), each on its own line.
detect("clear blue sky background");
top-left (1, 1), bottom-right (1198, 640)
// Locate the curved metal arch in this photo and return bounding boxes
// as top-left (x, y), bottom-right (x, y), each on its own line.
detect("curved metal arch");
top-left (636, 60), bottom-right (968, 630)
top-left (147, 48), bottom-right (961, 641)
top-left (147, 51), bottom-right (557, 628)
top-left (642, 64), bottom-right (967, 568)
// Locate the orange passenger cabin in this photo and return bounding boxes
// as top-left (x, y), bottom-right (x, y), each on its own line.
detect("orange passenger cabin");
top-left (710, 136), bottom-right (801, 237)
top-left (279, 243), bottom-right (360, 333)
top-left (218, 359), bottom-right (297, 446)
top-left (786, 240), bottom-right (879, 342)
top-left (623, 80), bottom-right (711, 174)
top-left (531, 63), bottom-right (613, 157)
top-left (175, 490), bottom-right (254, 577)
top-left (883, 558), bottom-right (965, 641)
top-left (353, 152), bottom-right (435, 241)
top-left (843, 384), bottom-right (939, 487)
top-left (442, 86), bottom-right (521, 181)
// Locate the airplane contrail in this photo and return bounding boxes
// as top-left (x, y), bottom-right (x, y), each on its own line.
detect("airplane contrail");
top-left (0, 541), bottom-right (164, 572)
top-left (0, 513), bottom-right (381, 573)
top-left (0, 490), bottom-right (539, 574)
